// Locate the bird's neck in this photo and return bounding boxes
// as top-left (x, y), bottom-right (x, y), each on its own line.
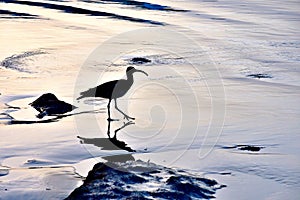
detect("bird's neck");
top-left (127, 73), bottom-right (134, 83)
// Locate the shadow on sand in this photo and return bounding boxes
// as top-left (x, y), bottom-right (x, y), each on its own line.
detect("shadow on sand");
top-left (78, 120), bottom-right (135, 153)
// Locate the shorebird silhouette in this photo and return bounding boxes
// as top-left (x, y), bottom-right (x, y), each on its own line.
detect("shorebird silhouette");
top-left (77, 67), bottom-right (148, 121)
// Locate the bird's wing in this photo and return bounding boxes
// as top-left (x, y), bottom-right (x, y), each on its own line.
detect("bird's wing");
top-left (99, 79), bottom-right (130, 96)
top-left (77, 87), bottom-right (98, 100)
top-left (95, 80), bottom-right (119, 98)
top-left (77, 79), bottom-right (128, 100)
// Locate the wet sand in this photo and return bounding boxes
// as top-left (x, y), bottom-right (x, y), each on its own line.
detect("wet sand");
top-left (1, 0), bottom-right (300, 199)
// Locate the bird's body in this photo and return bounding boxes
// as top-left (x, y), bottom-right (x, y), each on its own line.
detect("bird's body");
top-left (77, 79), bottom-right (133, 100)
top-left (77, 67), bottom-right (148, 120)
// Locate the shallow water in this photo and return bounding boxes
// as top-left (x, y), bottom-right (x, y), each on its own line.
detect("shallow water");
top-left (0, 0), bottom-right (300, 199)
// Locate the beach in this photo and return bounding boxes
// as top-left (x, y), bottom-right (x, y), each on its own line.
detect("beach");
top-left (0, 0), bottom-right (300, 199)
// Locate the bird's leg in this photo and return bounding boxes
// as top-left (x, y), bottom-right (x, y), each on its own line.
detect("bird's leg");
top-left (107, 99), bottom-right (112, 121)
top-left (114, 99), bottom-right (135, 121)
top-left (107, 99), bottom-right (118, 121)
top-left (107, 119), bottom-right (111, 138)
top-left (114, 120), bottom-right (135, 139)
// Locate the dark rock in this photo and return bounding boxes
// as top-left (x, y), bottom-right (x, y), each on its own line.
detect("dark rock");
top-left (65, 160), bottom-right (224, 199)
top-left (29, 93), bottom-right (76, 118)
top-left (238, 145), bottom-right (263, 152)
top-left (247, 73), bottom-right (272, 79)
top-left (223, 145), bottom-right (264, 152)
top-left (130, 57), bottom-right (151, 64)
top-left (167, 176), bottom-right (214, 199)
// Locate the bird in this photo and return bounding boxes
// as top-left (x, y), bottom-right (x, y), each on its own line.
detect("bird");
top-left (77, 67), bottom-right (148, 121)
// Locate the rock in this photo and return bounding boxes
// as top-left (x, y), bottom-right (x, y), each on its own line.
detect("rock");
top-left (65, 160), bottom-right (225, 199)
top-left (130, 57), bottom-right (151, 64)
top-left (222, 145), bottom-right (264, 152)
top-left (246, 73), bottom-right (272, 79)
top-left (238, 145), bottom-right (263, 152)
top-left (29, 93), bottom-right (76, 118)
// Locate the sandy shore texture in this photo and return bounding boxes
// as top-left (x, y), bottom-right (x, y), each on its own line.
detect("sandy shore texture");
top-left (1, 0), bottom-right (300, 199)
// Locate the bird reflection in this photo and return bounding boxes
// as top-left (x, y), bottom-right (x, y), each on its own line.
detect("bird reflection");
top-left (102, 153), bottom-right (135, 163)
top-left (77, 67), bottom-right (148, 121)
top-left (78, 120), bottom-right (135, 153)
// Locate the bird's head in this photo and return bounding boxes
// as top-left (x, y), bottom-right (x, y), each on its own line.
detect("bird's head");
top-left (126, 67), bottom-right (148, 76)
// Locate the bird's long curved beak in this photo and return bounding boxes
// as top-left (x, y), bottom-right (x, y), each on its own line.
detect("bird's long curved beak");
top-left (135, 69), bottom-right (148, 76)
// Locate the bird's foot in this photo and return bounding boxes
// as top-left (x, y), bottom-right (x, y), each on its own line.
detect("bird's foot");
top-left (123, 115), bottom-right (135, 121)
top-left (124, 121), bottom-right (135, 126)
top-left (107, 118), bottom-right (119, 121)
